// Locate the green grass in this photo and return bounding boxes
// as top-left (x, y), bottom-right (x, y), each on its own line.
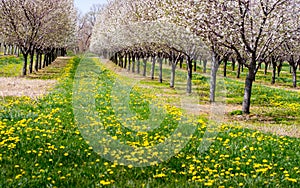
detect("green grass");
top-left (0, 56), bottom-right (24, 77)
top-left (222, 62), bottom-right (300, 88)
top-left (0, 55), bottom-right (71, 79)
top-left (122, 60), bottom-right (300, 126)
top-left (165, 61), bottom-right (300, 126)
top-left (225, 78), bottom-right (300, 125)
top-left (26, 57), bottom-right (71, 80)
top-left (1, 57), bottom-right (299, 187)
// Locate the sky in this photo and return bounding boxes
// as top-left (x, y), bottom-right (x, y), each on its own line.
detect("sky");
top-left (74, 0), bottom-right (107, 14)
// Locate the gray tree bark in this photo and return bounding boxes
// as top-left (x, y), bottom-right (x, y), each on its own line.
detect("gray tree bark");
top-left (292, 66), bottom-right (297, 88)
top-left (242, 58), bottom-right (256, 114)
top-left (271, 57), bottom-right (277, 85)
top-left (170, 63), bottom-right (176, 88)
top-left (210, 52), bottom-right (220, 102)
top-left (151, 56), bottom-right (156, 80)
top-left (203, 59), bottom-right (207, 73)
top-left (159, 57), bottom-right (163, 83)
top-left (22, 53), bottom-right (28, 76)
top-left (143, 57), bottom-right (147, 76)
top-left (186, 56), bottom-right (193, 94)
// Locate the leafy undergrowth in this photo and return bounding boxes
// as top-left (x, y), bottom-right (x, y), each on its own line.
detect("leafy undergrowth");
top-left (1, 57), bottom-right (299, 187)
top-left (0, 56), bottom-right (23, 77)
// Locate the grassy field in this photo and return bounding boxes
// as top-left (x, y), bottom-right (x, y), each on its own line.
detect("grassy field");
top-left (0, 56), bottom-right (23, 77)
top-left (0, 56), bottom-right (299, 187)
top-left (140, 60), bottom-right (300, 129)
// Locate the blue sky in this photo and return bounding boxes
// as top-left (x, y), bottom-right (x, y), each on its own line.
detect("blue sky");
top-left (74, 0), bottom-right (107, 14)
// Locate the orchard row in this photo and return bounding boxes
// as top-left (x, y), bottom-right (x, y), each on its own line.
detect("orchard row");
top-left (90, 0), bottom-right (300, 114)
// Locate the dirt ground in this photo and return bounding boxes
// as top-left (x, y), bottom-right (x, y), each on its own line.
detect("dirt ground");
top-left (0, 77), bottom-right (56, 98)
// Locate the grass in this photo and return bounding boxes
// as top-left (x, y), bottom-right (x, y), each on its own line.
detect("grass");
top-left (138, 60), bottom-right (300, 127)
top-left (0, 56), bottom-right (23, 77)
top-left (221, 62), bottom-right (300, 89)
top-left (26, 57), bottom-right (71, 80)
top-left (1, 57), bottom-right (299, 187)
top-left (0, 54), bottom-right (67, 78)
top-left (160, 60), bottom-right (300, 128)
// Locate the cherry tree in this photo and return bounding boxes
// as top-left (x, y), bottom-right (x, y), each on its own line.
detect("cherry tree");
top-left (189, 0), bottom-right (295, 113)
top-left (91, 0), bottom-right (208, 93)
top-left (281, 1), bottom-right (300, 88)
top-left (0, 0), bottom-right (75, 75)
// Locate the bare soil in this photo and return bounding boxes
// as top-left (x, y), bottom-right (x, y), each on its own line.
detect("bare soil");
top-left (0, 57), bottom-right (72, 98)
top-left (0, 77), bottom-right (56, 98)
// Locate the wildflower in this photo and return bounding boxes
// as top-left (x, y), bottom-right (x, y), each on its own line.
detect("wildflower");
top-left (100, 180), bottom-right (111, 185)
top-left (285, 178), bottom-right (297, 183)
top-left (153, 173), bottom-right (166, 178)
top-left (128, 165), bottom-right (133, 169)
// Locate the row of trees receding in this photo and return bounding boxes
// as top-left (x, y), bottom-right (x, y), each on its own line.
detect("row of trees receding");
top-left (0, 0), bottom-right (76, 75)
top-left (90, 0), bottom-right (300, 114)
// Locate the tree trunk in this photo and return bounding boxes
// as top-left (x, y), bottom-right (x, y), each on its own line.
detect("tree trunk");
top-left (223, 59), bottom-right (228, 77)
top-left (277, 61), bottom-right (283, 77)
top-left (132, 54), bottom-right (135, 73)
top-left (43, 54), bottom-right (46, 68)
top-left (264, 62), bottom-right (268, 75)
top-left (159, 57), bottom-right (163, 83)
top-left (14, 46), bottom-right (18, 55)
top-left (242, 59), bottom-right (256, 114)
top-left (242, 74), bottom-right (254, 114)
top-left (209, 52), bottom-right (220, 102)
top-left (232, 58), bottom-right (236, 71)
top-left (237, 63), bottom-right (241, 78)
top-left (170, 63), bottom-right (176, 88)
top-left (203, 59), bottom-right (207, 73)
top-left (11, 45), bottom-right (14, 55)
top-left (193, 59), bottom-right (197, 72)
top-left (22, 53), bottom-right (28, 76)
top-left (119, 55), bottom-right (124, 68)
top-left (137, 57), bottom-right (141, 74)
top-left (46, 53), bottom-right (50, 66)
top-left (127, 53), bottom-right (131, 71)
top-left (35, 52), bottom-right (39, 72)
top-left (124, 53), bottom-right (127, 69)
top-left (4, 44), bottom-right (7, 55)
top-left (186, 56), bottom-right (193, 94)
top-left (114, 53), bottom-right (118, 65)
top-left (29, 50), bottom-right (34, 74)
top-left (292, 66), bottom-right (297, 88)
top-left (271, 58), bottom-right (276, 85)
top-left (51, 49), bottom-right (55, 63)
top-left (179, 57), bottom-right (183, 69)
top-left (143, 57), bottom-right (147, 77)
top-left (39, 53), bottom-right (42, 69)
top-left (151, 56), bottom-right (156, 80)
top-left (49, 51), bottom-right (53, 65)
